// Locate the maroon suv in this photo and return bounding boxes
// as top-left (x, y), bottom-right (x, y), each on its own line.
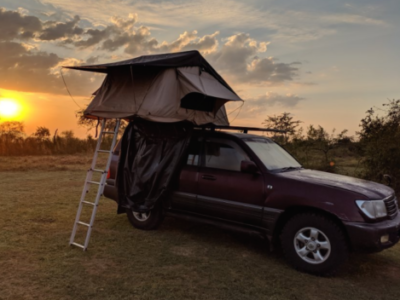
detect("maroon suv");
top-left (104, 128), bottom-right (400, 275)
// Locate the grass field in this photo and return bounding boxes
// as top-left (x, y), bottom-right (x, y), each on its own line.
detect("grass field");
top-left (0, 155), bottom-right (399, 300)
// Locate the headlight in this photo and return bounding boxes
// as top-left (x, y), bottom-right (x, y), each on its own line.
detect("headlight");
top-left (356, 200), bottom-right (387, 219)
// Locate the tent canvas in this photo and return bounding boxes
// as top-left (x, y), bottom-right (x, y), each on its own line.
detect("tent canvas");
top-left (65, 51), bottom-right (242, 126)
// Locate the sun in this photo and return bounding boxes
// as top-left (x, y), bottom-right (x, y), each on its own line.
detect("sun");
top-left (0, 99), bottom-right (21, 119)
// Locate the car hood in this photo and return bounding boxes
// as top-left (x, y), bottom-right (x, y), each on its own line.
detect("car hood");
top-left (276, 169), bottom-right (393, 199)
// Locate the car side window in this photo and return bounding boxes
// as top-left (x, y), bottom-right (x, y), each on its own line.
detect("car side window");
top-left (186, 138), bottom-right (202, 166)
top-left (204, 138), bottom-right (249, 171)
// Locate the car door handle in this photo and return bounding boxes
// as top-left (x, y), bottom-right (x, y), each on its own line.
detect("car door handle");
top-left (202, 175), bottom-right (216, 181)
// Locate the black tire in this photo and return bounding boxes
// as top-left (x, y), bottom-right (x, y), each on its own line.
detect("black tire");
top-left (126, 204), bottom-right (164, 230)
top-left (280, 213), bottom-right (348, 275)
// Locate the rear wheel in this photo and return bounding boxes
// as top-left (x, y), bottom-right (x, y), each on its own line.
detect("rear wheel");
top-left (280, 213), bottom-right (348, 275)
top-left (126, 204), bottom-right (164, 230)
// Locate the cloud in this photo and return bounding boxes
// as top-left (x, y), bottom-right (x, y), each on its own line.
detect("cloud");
top-left (253, 92), bottom-right (305, 107)
top-left (81, 26), bottom-right (298, 85)
top-left (124, 27), bottom-right (159, 54)
top-left (86, 56), bottom-right (100, 64)
top-left (110, 13), bottom-right (138, 30)
top-left (181, 31), bottom-right (220, 54)
top-left (39, 15), bottom-right (83, 41)
top-left (0, 41), bottom-right (62, 93)
top-left (0, 9), bottom-right (103, 95)
top-left (71, 13), bottom-right (221, 58)
top-left (19, 0), bottom-right (387, 46)
top-left (73, 14), bottom-right (220, 57)
top-left (246, 58), bottom-right (300, 85)
top-left (242, 92), bottom-right (304, 116)
top-left (0, 39), bottom-right (102, 96)
top-left (72, 15), bottom-right (159, 54)
top-left (233, 92), bottom-right (305, 121)
top-left (158, 30), bottom-right (199, 52)
top-left (0, 8), bottom-right (302, 96)
top-left (321, 13), bottom-right (386, 26)
top-left (0, 7), bottom-right (86, 43)
top-left (0, 7), bottom-right (42, 40)
top-left (208, 33), bottom-right (298, 85)
top-left (75, 28), bottom-right (111, 48)
top-left (210, 33), bottom-right (266, 72)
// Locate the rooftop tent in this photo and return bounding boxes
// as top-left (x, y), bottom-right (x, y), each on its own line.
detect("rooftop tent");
top-left (64, 51), bottom-right (242, 126)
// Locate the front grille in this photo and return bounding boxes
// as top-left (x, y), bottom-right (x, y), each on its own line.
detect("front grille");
top-left (384, 195), bottom-right (399, 219)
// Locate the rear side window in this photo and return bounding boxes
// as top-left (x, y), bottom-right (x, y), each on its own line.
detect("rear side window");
top-left (186, 138), bottom-right (201, 166)
top-left (204, 139), bottom-right (249, 171)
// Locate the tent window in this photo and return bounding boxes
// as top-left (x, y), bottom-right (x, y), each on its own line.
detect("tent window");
top-left (181, 93), bottom-right (216, 112)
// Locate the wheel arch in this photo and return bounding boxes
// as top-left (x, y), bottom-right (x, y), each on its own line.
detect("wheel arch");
top-left (271, 205), bottom-right (352, 251)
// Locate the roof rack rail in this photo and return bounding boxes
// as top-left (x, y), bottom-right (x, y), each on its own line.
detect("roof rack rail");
top-left (197, 125), bottom-right (286, 134)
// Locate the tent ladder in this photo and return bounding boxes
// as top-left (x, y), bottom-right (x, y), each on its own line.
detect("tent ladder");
top-left (69, 119), bottom-right (121, 251)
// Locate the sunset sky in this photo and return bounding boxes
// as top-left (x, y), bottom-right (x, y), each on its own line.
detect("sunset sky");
top-left (0, 0), bottom-right (399, 138)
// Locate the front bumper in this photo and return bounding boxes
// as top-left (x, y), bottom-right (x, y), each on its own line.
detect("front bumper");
top-left (344, 212), bottom-right (400, 252)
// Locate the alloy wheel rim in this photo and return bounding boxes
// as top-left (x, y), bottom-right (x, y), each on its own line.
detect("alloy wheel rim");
top-left (132, 211), bottom-right (151, 222)
top-left (293, 227), bottom-right (331, 264)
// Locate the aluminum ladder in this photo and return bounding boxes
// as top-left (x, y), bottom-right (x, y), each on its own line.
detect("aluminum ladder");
top-left (69, 119), bottom-right (121, 250)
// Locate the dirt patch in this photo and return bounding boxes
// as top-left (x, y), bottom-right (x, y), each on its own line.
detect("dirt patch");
top-left (170, 245), bottom-right (195, 257)
top-left (82, 257), bottom-right (120, 277)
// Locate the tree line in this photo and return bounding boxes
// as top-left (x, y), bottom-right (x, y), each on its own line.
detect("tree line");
top-left (0, 122), bottom-right (99, 155)
top-left (0, 99), bottom-right (399, 194)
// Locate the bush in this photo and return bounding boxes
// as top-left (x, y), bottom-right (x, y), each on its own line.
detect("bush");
top-left (358, 99), bottom-right (400, 195)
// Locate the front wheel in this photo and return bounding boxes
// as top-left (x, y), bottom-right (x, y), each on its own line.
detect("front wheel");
top-left (280, 213), bottom-right (348, 275)
top-left (126, 204), bottom-right (164, 230)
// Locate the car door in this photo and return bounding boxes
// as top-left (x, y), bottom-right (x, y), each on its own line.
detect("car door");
top-left (196, 137), bottom-right (265, 226)
top-left (169, 136), bottom-right (202, 212)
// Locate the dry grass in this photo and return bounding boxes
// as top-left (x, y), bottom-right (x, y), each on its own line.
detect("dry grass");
top-left (0, 156), bottom-right (399, 300)
top-left (0, 154), bottom-right (109, 172)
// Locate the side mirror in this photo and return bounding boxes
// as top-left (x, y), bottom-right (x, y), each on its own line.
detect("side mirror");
top-left (241, 160), bottom-right (258, 174)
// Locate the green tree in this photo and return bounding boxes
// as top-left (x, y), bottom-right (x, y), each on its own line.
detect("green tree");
top-left (61, 130), bottom-right (75, 139)
top-left (358, 99), bottom-right (400, 194)
top-left (0, 121), bottom-right (25, 155)
top-left (34, 126), bottom-right (51, 141)
top-left (304, 125), bottom-right (351, 171)
top-left (262, 112), bottom-right (302, 144)
top-left (0, 121), bottom-right (24, 142)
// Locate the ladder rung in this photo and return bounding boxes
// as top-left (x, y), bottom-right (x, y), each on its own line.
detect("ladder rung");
top-left (82, 201), bottom-right (96, 206)
top-left (97, 150), bottom-right (111, 153)
top-left (102, 131), bottom-right (115, 134)
top-left (92, 169), bottom-right (106, 173)
top-left (87, 181), bottom-right (100, 185)
top-left (71, 242), bottom-right (85, 249)
top-left (77, 221), bottom-right (90, 227)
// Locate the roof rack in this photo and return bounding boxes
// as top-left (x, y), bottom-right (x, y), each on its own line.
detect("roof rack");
top-left (197, 125), bottom-right (286, 134)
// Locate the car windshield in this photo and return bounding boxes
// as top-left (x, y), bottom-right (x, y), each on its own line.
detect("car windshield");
top-left (245, 138), bottom-right (301, 171)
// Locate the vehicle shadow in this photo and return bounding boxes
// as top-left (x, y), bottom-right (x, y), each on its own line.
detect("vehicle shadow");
top-left (158, 215), bottom-right (286, 261)
top-left (157, 215), bottom-right (400, 279)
